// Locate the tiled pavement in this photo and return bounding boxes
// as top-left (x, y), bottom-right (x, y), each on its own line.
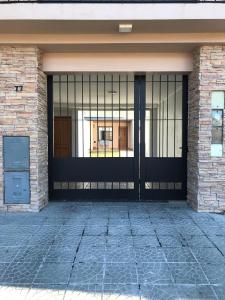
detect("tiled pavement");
top-left (0, 202), bottom-right (225, 299)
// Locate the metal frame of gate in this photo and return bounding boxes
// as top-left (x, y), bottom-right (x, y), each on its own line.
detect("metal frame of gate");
top-left (47, 73), bottom-right (188, 201)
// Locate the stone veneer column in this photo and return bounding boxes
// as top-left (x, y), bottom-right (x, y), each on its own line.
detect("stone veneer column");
top-left (0, 46), bottom-right (48, 212)
top-left (188, 45), bottom-right (225, 212)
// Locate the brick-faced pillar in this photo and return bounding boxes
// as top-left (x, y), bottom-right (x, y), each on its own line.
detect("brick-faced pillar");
top-left (0, 46), bottom-right (48, 212)
top-left (188, 45), bottom-right (225, 212)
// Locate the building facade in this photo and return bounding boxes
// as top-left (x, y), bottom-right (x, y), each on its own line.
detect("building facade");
top-left (0, 1), bottom-right (225, 212)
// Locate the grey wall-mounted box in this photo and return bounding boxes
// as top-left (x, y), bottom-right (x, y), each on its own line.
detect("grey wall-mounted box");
top-left (3, 136), bottom-right (29, 171)
top-left (4, 172), bottom-right (30, 204)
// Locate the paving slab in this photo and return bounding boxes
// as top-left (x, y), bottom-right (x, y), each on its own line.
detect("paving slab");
top-left (0, 201), bottom-right (224, 299)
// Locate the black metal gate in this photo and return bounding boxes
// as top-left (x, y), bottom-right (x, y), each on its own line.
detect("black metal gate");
top-left (48, 73), bottom-right (187, 201)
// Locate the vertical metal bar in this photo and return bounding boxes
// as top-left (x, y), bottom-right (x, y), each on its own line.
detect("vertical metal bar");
top-left (126, 74), bottom-right (128, 157)
top-left (73, 75), bottom-right (75, 157)
top-left (174, 78), bottom-right (177, 158)
top-left (118, 74), bottom-right (121, 189)
top-left (162, 100), bottom-right (164, 157)
top-left (104, 74), bottom-right (106, 157)
top-left (89, 74), bottom-right (91, 157)
top-left (59, 75), bottom-right (62, 166)
top-left (96, 74), bottom-right (99, 189)
top-left (151, 76), bottom-right (154, 157)
top-left (119, 74), bottom-right (121, 157)
top-left (47, 75), bottom-right (53, 199)
top-left (111, 75), bottom-right (114, 188)
top-left (134, 75), bottom-right (140, 200)
top-left (74, 74), bottom-right (77, 157)
top-left (97, 74), bottom-right (99, 158)
top-left (167, 75), bottom-right (169, 157)
top-left (111, 74), bottom-right (114, 157)
top-left (67, 75), bottom-right (69, 117)
top-left (182, 75), bottom-right (188, 198)
top-left (59, 75), bottom-right (62, 116)
top-left (75, 75), bottom-right (78, 188)
top-left (82, 74), bottom-right (84, 157)
top-left (139, 75), bottom-right (146, 200)
top-left (159, 75), bottom-right (161, 158)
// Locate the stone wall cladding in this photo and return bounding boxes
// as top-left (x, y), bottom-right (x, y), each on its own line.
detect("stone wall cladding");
top-left (0, 46), bottom-right (48, 212)
top-left (188, 45), bottom-right (225, 212)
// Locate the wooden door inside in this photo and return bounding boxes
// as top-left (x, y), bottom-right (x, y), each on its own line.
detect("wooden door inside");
top-left (119, 126), bottom-right (128, 150)
top-left (54, 116), bottom-right (72, 158)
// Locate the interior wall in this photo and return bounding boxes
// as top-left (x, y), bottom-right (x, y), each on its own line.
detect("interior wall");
top-left (43, 52), bottom-right (193, 72)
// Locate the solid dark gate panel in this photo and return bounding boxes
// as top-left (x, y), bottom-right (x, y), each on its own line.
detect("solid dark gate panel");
top-left (48, 73), bottom-right (187, 201)
top-left (48, 73), bottom-right (139, 200)
top-left (140, 74), bottom-right (188, 200)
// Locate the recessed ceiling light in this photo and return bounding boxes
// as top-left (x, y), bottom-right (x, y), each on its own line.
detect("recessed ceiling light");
top-left (119, 24), bottom-right (133, 33)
